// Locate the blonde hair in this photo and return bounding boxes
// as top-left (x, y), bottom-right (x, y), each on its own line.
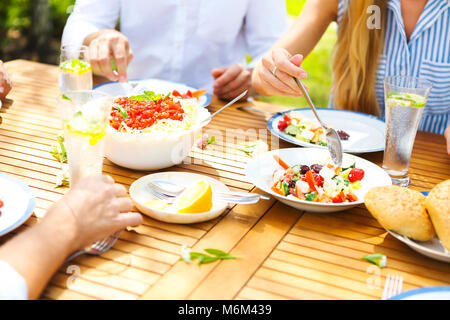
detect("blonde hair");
top-left (332, 0), bottom-right (387, 116)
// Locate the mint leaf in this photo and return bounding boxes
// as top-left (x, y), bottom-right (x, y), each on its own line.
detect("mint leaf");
top-left (206, 136), bottom-right (216, 145)
top-left (113, 105), bottom-right (128, 119)
top-left (362, 253), bottom-right (387, 268)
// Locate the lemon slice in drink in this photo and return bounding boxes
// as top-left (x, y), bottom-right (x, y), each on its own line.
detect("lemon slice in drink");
top-left (65, 115), bottom-right (106, 145)
top-left (60, 59), bottom-right (92, 75)
top-left (175, 180), bottom-right (213, 214)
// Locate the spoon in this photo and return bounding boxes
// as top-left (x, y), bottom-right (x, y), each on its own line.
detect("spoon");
top-left (293, 77), bottom-right (343, 166)
top-left (200, 90), bottom-right (248, 126)
top-left (148, 179), bottom-right (271, 203)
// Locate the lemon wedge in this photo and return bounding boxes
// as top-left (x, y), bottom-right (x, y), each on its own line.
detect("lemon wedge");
top-left (144, 200), bottom-right (169, 211)
top-left (175, 180), bottom-right (213, 214)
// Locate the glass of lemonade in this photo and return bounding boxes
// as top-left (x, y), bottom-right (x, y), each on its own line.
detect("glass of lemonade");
top-left (382, 76), bottom-right (432, 187)
top-left (59, 45), bottom-right (93, 93)
top-left (58, 90), bottom-right (111, 186)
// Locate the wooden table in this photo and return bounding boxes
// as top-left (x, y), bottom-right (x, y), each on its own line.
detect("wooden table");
top-left (1, 60), bottom-right (449, 300)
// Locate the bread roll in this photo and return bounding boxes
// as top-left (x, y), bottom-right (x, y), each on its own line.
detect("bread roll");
top-left (425, 180), bottom-right (450, 251)
top-left (365, 186), bottom-right (435, 241)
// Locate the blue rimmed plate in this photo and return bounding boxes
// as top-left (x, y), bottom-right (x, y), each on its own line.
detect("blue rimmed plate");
top-left (0, 173), bottom-right (35, 237)
top-left (93, 78), bottom-right (211, 108)
top-left (390, 286), bottom-right (450, 300)
top-left (267, 108), bottom-right (386, 153)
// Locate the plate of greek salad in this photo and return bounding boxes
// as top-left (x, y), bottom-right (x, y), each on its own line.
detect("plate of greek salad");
top-left (267, 108), bottom-right (386, 153)
top-left (94, 78), bottom-right (211, 108)
top-left (245, 148), bottom-right (392, 213)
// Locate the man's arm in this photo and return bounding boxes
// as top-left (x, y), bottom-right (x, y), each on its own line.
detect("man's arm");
top-left (61, 0), bottom-right (120, 50)
top-left (0, 175), bottom-right (142, 299)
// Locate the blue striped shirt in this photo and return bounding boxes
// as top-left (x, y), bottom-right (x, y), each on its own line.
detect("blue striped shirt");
top-left (337, 0), bottom-right (450, 134)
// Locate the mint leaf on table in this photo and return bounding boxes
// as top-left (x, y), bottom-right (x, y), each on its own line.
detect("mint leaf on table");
top-left (49, 134), bottom-right (67, 163)
top-left (180, 247), bottom-right (236, 265)
top-left (61, 93), bottom-right (72, 102)
top-left (362, 253), bottom-right (387, 268)
top-left (206, 136), bottom-right (216, 145)
top-left (237, 144), bottom-right (256, 156)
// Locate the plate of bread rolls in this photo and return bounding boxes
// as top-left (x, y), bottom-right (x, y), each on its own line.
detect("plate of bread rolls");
top-left (364, 180), bottom-right (449, 263)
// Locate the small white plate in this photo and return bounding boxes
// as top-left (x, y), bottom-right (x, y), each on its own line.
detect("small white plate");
top-left (93, 78), bottom-right (211, 108)
top-left (390, 286), bottom-right (450, 300)
top-left (268, 108), bottom-right (386, 153)
top-left (129, 172), bottom-right (229, 224)
top-left (387, 230), bottom-right (450, 264)
top-left (0, 173), bottom-right (35, 237)
top-left (245, 148), bottom-right (392, 213)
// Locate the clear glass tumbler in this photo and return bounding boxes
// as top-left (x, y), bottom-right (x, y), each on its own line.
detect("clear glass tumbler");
top-left (382, 76), bottom-right (432, 187)
top-left (58, 90), bottom-right (111, 186)
top-left (59, 45), bottom-right (93, 93)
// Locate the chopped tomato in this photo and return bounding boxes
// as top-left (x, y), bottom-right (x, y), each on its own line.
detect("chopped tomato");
top-left (305, 170), bottom-right (317, 192)
top-left (312, 172), bottom-right (324, 187)
top-left (110, 96), bottom-right (184, 131)
top-left (348, 168), bottom-right (365, 182)
top-left (332, 191), bottom-right (346, 203)
top-left (273, 155), bottom-right (290, 170)
top-left (278, 120), bottom-right (288, 131)
top-left (347, 191), bottom-right (358, 202)
top-left (0, 200), bottom-right (3, 208)
top-left (283, 115), bottom-right (292, 126)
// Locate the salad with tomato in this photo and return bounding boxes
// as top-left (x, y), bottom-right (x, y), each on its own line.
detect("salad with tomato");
top-left (271, 155), bottom-right (364, 203)
top-left (278, 111), bottom-right (350, 146)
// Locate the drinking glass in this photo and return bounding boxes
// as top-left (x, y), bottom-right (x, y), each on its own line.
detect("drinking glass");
top-left (58, 90), bottom-right (111, 186)
top-left (382, 76), bottom-right (432, 187)
top-left (59, 45), bottom-right (93, 93)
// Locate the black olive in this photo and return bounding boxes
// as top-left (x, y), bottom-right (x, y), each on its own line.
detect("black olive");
top-left (289, 180), bottom-right (297, 189)
top-left (310, 164), bottom-right (323, 173)
top-left (300, 165), bottom-right (310, 174)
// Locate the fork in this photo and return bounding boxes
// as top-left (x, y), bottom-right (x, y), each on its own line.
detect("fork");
top-left (148, 186), bottom-right (262, 205)
top-left (381, 274), bottom-right (403, 300)
top-left (65, 230), bottom-right (123, 262)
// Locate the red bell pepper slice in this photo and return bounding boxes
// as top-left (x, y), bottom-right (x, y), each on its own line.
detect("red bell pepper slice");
top-left (273, 155), bottom-right (290, 170)
top-left (305, 170), bottom-right (317, 192)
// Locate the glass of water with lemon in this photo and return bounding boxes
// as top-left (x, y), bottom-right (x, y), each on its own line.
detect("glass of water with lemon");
top-left (382, 76), bottom-right (432, 187)
top-left (58, 90), bottom-right (111, 186)
top-left (59, 45), bottom-right (93, 93)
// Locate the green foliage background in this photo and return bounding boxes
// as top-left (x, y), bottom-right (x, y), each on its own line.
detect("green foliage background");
top-left (0, 0), bottom-right (334, 107)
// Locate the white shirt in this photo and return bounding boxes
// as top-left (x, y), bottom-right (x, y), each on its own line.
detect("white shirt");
top-left (62, 0), bottom-right (288, 91)
top-left (0, 261), bottom-right (28, 300)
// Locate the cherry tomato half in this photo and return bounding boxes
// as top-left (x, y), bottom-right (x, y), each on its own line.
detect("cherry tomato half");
top-left (348, 168), bottom-right (365, 183)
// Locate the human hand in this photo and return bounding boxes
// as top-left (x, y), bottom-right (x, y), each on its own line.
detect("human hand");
top-left (252, 48), bottom-right (308, 96)
top-left (211, 64), bottom-right (251, 101)
top-left (84, 29), bottom-right (133, 82)
top-left (46, 175), bottom-right (142, 252)
top-left (445, 126), bottom-right (450, 156)
top-left (0, 61), bottom-right (12, 99)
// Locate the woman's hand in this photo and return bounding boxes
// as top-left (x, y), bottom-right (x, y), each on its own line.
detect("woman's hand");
top-left (445, 126), bottom-right (450, 155)
top-left (252, 48), bottom-right (308, 97)
top-left (84, 29), bottom-right (133, 82)
top-left (0, 61), bottom-right (12, 99)
top-left (45, 175), bottom-right (142, 253)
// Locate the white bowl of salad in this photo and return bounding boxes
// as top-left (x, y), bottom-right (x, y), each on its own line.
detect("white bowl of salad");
top-left (245, 148), bottom-right (392, 213)
top-left (105, 90), bottom-right (210, 170)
